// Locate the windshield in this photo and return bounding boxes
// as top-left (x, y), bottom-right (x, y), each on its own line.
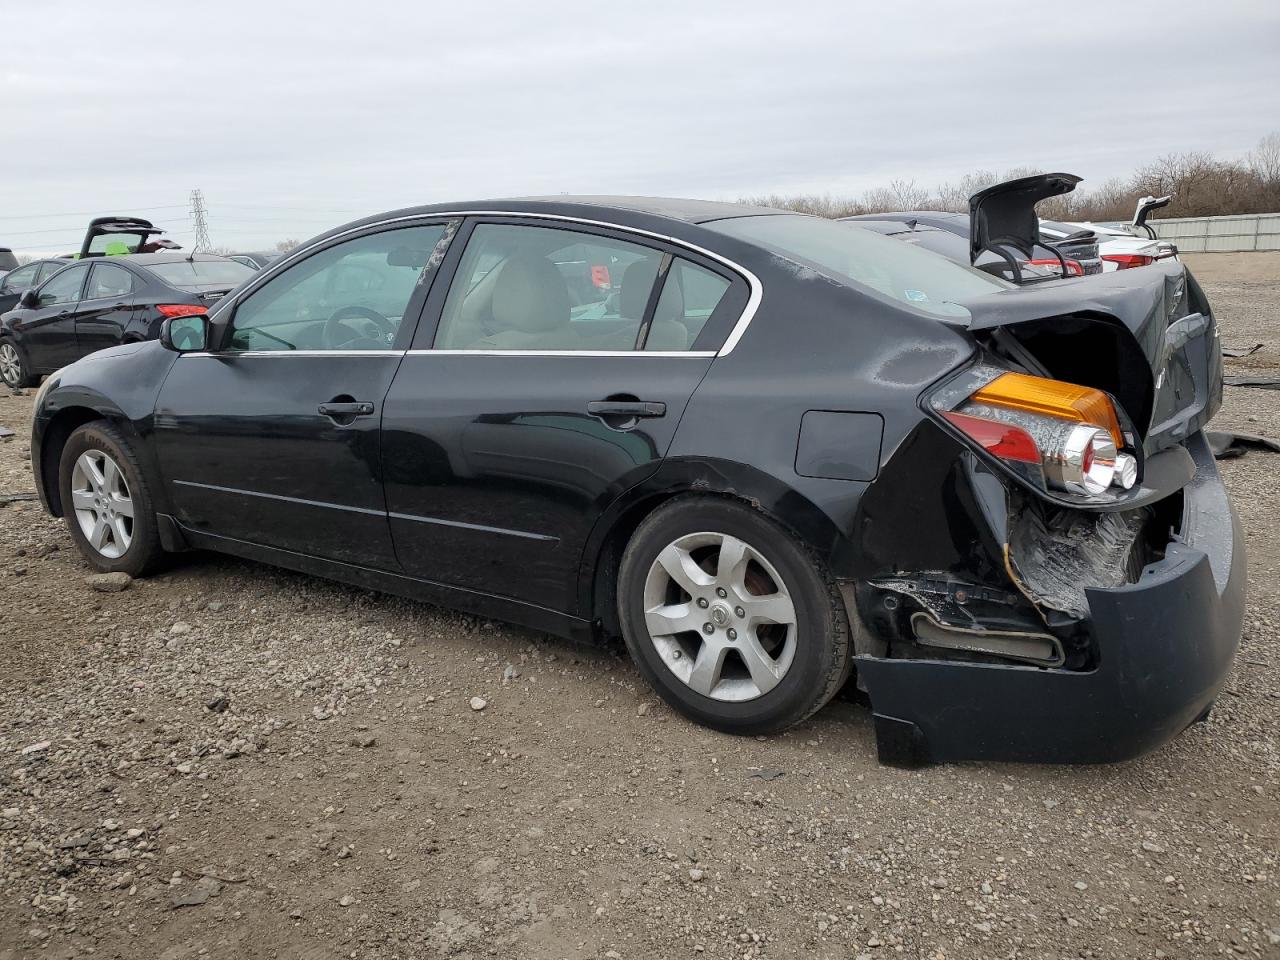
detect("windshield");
top-left (708, 214), bottom-right (1009, 319)
top-left (148, 259), bottom-right (256, 288)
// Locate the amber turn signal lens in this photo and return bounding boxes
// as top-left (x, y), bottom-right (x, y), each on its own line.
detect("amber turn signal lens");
top-left (970, 372), bottom-right (1123, 446)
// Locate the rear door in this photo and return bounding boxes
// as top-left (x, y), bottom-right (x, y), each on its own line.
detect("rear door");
top-left (17, 263), bottom-right (88, 371)
top-left (153, 220), bottom-right (452, 568)
top-left (381, 217), bottom-right (746, 614)
top-left (75, 261), bottom-right (138, 357)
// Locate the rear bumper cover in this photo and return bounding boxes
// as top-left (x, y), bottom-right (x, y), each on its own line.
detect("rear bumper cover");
top-left (856, 432), bottom-right (1245, 765)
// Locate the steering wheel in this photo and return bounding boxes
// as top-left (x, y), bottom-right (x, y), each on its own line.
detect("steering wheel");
top-left (323, 306), bottom-right (396, 349)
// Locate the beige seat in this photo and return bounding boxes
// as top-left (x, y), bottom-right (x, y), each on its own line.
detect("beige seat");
top-left (616, 259), bottom-right (689, 351)
top-left (470, 254), bottom-right (574, 350)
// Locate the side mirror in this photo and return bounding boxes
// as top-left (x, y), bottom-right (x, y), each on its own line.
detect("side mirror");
top-left (19, 289), bottom-right (38, 308)
top-left (160, 314), bottom-right (209, 353)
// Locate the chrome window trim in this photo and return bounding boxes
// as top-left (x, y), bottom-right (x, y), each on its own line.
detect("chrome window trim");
top-left (215, 209), bottom-right (763, 356)
top-left (179, 350), bottom-right (405, 359)
top-left (180, 349), bottom-right (716, 359)
top-left (407, 349), bottom-right (716, 358)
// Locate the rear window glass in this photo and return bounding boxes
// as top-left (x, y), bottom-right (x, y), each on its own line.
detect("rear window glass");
top-left (709, 214), bottom-right (1008, 318)
top-left (147, 259), bottom-right (256, 288)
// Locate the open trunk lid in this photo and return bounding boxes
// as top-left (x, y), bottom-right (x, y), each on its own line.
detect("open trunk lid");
top-left (956, 261), bottom-right (1222, 456)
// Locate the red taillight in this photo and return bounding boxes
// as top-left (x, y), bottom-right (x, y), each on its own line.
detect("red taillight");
top-left (942, 411), bottom-right (1040, 464)
top-left (156, 304), bottom-right (208, 318)
top-left (1026, 258), bottom-right (1084, 277)
top-left (1102, 254), bottom-right (1154, 269)
top-left (590, 265), bottom-right (611, 289)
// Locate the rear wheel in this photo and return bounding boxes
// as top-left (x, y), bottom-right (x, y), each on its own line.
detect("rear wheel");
top-left (618, 498), bottom-right (850, 734)
top-left (58, 422), bottom-right (164, 576)
top-left (0, 340), bottom-right (38, 388)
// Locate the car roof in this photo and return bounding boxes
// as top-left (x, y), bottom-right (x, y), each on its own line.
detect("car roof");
top-left (372, 196), bottom-right (790, 225)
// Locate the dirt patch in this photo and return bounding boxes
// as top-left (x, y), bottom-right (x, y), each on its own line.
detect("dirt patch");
top-left (1, 254), bottom-right (1278, 959)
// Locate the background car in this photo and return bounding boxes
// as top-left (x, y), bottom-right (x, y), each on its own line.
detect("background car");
top-left (0, 257), bottom-right (73, 313)
top-left (0, 253), bottom-right (254, 387)
top-left (0, 247), bottom-right (18, 274)
top-left (26, 193), bottom-right (1241, 766)
top-left (848, 219), bottom-right (1064, 282)
top-left (1042, 221), bottom-right (1177, 271)
top-left (843, 210), bottom-right (1104, 275)
top-left (226, 251), bottom-right (281, 270)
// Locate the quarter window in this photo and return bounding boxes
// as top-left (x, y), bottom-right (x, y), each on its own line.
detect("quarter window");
top-left (226, 225), bottom-right (446, 352)
top-left (644, 259), bottom-right (731, 351)
top-left (434, 223), bottom-right (672, 351)
top-left (36, 264), bottom-right (89, 306)
top-left (86, 263), bottom-right (134, 300)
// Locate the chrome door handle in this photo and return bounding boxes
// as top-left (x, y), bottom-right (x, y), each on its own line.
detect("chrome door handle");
top-left (318, 401), bottom-right (375, 417)
top-left (587, 400), bottom-right (666, 418)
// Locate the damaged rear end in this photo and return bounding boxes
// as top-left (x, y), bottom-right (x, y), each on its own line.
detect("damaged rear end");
top-left (852, 255), bottom-right (1244, 765)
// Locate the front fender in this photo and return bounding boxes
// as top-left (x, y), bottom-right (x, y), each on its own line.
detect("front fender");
top-left (33, 342), bottom-right (179, 516)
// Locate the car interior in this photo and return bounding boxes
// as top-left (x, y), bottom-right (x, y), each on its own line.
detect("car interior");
top-left (435, 223), bottom-right (725, 351)
top-left (226, 222), bottom-right (730, 354)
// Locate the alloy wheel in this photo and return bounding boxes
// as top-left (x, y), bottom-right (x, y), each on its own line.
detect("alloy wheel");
top-left (0, 343), bottom-right (20, 386)
top-left (642, 531), bottom-right (797, 702)
top-left (70, 450), bottom-right (134, 559)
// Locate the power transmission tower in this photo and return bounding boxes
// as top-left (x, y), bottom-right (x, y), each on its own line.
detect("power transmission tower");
top-left (189, 189), bottom-right (211, 251)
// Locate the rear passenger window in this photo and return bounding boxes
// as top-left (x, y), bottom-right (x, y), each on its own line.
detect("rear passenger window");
top-left (435, 223), bottom-right (672, 351)
top-left (86, 263), bottom-right (133, 299)
top-left (645, 260), bottom-right (730, 351)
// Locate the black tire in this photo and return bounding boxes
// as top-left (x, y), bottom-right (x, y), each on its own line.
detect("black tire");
top-left (618, 497), bottom-right (850, 735)
top-left (0, 339), bottom-right (39, 389)
top-left (58, 421), bottom-right (164, 577)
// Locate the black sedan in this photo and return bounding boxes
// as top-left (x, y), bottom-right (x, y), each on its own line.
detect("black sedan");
top-left (0, 253), bottom-right (254, 387)
top-left (28, 192), bottom-right (1242, 765)
top-left (0, 257), bottom-right (73, 314)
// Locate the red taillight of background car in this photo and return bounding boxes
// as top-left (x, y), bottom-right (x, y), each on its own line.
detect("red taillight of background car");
top-left (1027, 258), bottom-right (1084, 277)
top-left (1102, 254), bottom-right (1155, 269)
top-left (156, 304), bottom-right (209, 318)
top-left (590, 265), bottom-right (611, 288)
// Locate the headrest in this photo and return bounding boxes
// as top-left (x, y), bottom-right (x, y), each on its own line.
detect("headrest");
top-left (619, 259), bottom-right (659, 319)
top-left (492, 254), bottom-right (570, 333)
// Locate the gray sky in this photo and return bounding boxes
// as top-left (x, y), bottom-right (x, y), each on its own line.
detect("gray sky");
top-left (3, 0), bottom-right (1278, 255)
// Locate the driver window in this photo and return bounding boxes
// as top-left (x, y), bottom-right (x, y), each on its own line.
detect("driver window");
top-left (226, 224), bottom-right (446, 352)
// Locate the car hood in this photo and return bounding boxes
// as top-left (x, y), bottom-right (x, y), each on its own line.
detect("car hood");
top-left (953, 260), bottom-right (1221, 455)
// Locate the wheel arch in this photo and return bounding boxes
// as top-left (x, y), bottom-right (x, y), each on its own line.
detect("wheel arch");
top-left (580, 458), bottom-right (848, 638)
top-left (39, 405), bottom-right (169, 518)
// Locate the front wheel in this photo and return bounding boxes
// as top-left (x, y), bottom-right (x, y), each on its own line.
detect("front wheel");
top-left (58, 421), bottom-right (164, 576)
top-left (618, 498), bottom-right (851, 735)
top-left (0, 340), bottom-right (38, 388)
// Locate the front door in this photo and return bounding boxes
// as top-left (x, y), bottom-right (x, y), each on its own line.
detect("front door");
top-left (382, 218), bottom-right (742, 614)
top-left (153, 221), bottom-right (451, 569)
top-left (18, 262), bottom-right (88, 371)
top-left (75, 261), bottom-right (138, 357)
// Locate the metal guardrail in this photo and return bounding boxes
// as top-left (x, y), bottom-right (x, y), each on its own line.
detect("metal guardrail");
top-left (1149, 213), bottom-right (1280, 253)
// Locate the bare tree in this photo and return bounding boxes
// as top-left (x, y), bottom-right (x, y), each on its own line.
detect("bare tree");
top-left (744, 133), bottom-right (1280, 225)
top-left (274, 238), bottom-right (302, 253)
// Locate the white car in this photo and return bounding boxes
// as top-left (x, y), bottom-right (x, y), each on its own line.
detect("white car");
top-left (1043, 195), bottom-right (1178, 272)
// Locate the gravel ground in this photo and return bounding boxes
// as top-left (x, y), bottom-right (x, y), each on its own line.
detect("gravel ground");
top-left (1, 252), bottom-right (1278, 960)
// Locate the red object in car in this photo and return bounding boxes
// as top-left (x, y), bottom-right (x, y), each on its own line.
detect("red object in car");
top-left (155, 304), bottom-right (209, 318)
top-left (590, 265), bottom-right (611, 288)
top-left (1102, 254), bottom-right (1155, 270)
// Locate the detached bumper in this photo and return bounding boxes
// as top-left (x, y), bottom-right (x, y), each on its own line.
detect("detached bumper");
top-left (856, 433), bottom-right (1245, 765)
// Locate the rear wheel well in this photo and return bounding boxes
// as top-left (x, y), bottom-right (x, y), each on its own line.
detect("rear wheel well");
top-left (589, 490), bottom-right (808, 639)
top-left (41, 407), bottom-right (105, 516)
